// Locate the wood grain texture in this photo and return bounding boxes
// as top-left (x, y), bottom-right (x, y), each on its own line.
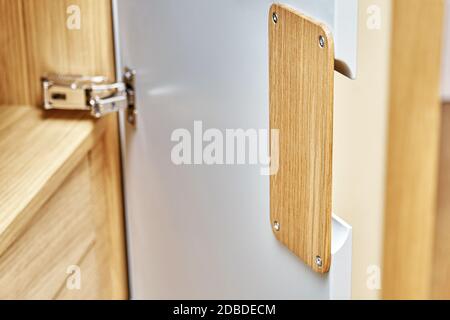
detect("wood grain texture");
top-left (0, 158), bottom-right (96, 299)
top-left (87, 134), bottom-right (128, 299)
top-left (57, 138), bottom-right (127, 300)
top-left (22, 0), bottom-right (116, 106)
top-left (269, 4), bottom-right (334, 273)
top-left (0, 0), bottom-right (128, 299)
top-left (0, 0), bottom-right (30, 104)
top-left (56, 242), bottom-right (103, 299)
top-left (19, 1), bottom-right (127, 295)
top-left (432, 103), bottom-right (450, 299)
top-left (0, 106), bottom-right (127, 299)
top-left (382, 0), bottom-right (445, 299)
top-left (0, 106), bottom-right (105, 259)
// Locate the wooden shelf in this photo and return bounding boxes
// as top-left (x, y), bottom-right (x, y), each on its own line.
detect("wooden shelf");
top-left (0, 105), bottom-right (106, 258)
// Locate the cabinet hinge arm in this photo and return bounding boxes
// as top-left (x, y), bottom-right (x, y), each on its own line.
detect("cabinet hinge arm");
top-left (41, 67), bottom-right (137, 126)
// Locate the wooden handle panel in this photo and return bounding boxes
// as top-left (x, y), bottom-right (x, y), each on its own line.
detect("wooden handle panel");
top-left (269, 4), bottom-right (334, 273)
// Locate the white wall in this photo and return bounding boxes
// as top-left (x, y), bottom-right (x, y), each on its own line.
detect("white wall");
top-left (333, 0), bottom-right (392, 299)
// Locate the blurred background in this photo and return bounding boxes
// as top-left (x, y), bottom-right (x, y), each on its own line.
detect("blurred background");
top-left (334, 0), bottom-right (450, 299)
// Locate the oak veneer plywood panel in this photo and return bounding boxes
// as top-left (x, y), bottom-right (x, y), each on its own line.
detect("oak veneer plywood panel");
top-left (22, 0), bottom-right (116, 105)
top-left (0, 105), bottom-right (106, 259)
top-left (0, 0), bottom-right (116, 104)
top-left (56, 138), bottom-right (127, 300)
top-left (99, 121), bottom-right (128, 299)
top-left (432, 103), bottom-right (450, 299)
top-left (87, 136), bottom-right (128, 299)
top-left (0, 158), bottom-right (95, 299)
top-left (0, 0), bottom-right (30, 104)
top-left (383, 0), bottom-right (445, 299)
top-left (56, 139), bottom-right (125, 300)
top-left (0, 106), bottom-right (127, 299)
top-left (269, 4), bottom-right (334, 273)
top-left (56, 243), bottom-right (102, 300)
top-left (441, 0), bottom-right (450, 101)
top-left (21, 0), bottom-right (127, 297)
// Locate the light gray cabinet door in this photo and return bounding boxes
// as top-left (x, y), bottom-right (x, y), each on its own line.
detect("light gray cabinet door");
top-left (113, 0), bottom-right (355, 299)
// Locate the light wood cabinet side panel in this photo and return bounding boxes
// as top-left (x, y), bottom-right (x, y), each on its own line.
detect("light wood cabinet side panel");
top-left (0, 0), bottom-right (30, 104)
top-left (383, 0), bottom-right (445, 299)
top-left (87, 119), bottom-right (128, 299)
top-left (0, 0), bottom-right (127, 300)
top-left (56, 116), bottom-right (128, 300)
top-left (433, 103), bottom-right (450, 299)
top-left (20, 0), bottom-right (128, 298)
top-left (56, 242), bottom-right (103, 300)
top-left (22, 0), bottom-right (116, 105)
top-left (0, 107), bottom-right (105, 259)
top-left (0, 158), bottom-right (95, 299)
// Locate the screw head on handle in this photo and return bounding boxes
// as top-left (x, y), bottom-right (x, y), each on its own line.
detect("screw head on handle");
top-left (315, 256), bottom-right (323, 268)
top-left (319, 35), bottom-right (325, 48)
top-left (273, 221), bottom-right (280, 232)
top-left (272, 12), bottom-right (278, 24)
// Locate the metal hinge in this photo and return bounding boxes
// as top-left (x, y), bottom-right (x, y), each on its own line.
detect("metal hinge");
top-left (42, 67), bottom-right (137, 125)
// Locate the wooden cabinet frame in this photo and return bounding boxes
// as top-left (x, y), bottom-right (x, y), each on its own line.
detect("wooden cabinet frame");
top-left (0, 0), bottom-right (128, 299)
